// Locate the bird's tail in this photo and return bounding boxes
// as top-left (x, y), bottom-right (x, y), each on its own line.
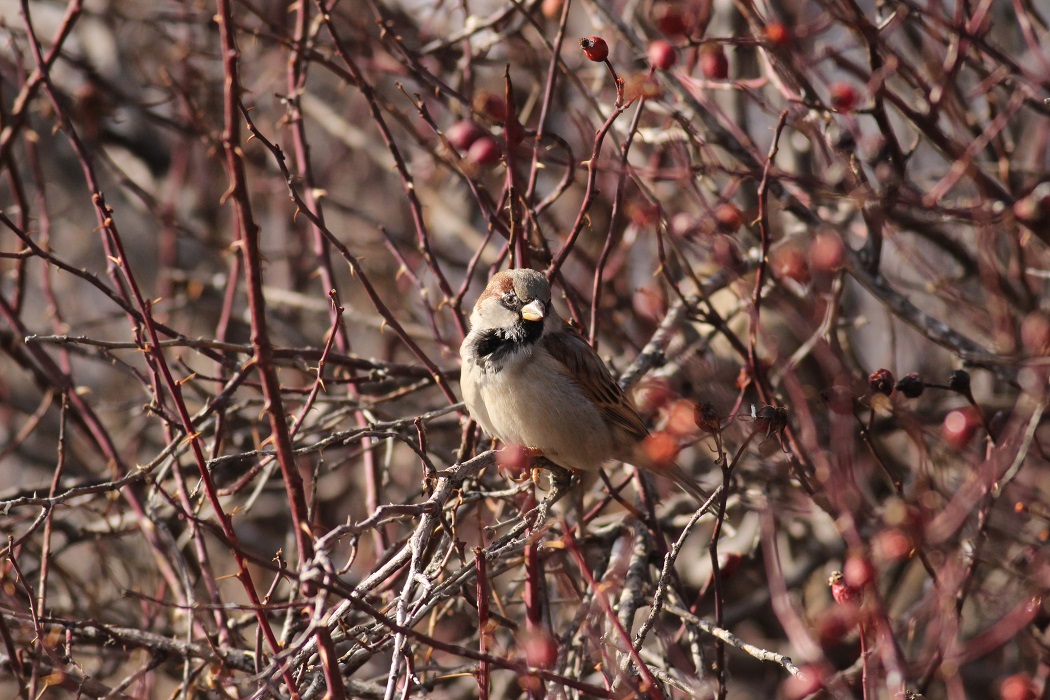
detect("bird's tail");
top-left (662, 461), bottom-right (711, 504)
top-left (625, 442), bottom-right (711, 504)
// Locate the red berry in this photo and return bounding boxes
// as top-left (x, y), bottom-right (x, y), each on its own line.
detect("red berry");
top-left (642, 431), bottom-right (678, 466)
top-left (873, 528), bottom-right (912, 560)
top-left (475, 92), bottom-right (507, 121)
top-left (699, 44), bottom-right (728, 79)
top-left (626, 199), bottom-right (660, 226)
top-left (634, 377), bottom-right (673, 414)
top-left (808, 230), bottom-right (845, 271)
top-left (654, 3), bottom-right (690, 37)
top-left (665, 399), bottom-right (698, 437)
top-left (670, 212), bottom-right (699, 237)
top-left (827, 571), bottom-right (859, 605)
top-left (1021, 312), bottom-right (1050, 355)
top-left (764, 22), bottom-right (791, 46)
top-left (496, 445), bottom-right (535, 478)
top-left (580, 36), bottom-right (609, 62)
top-left (843, 555), bottom-right (875, 588)
top-left (710, 234), bottom-right (742, 271)
top-left (522, 628), bottom-right (558, 669)
top-left (647, 39), bottom-right (677, 70)
top-left (781, 664), bottom-right (827, 699)
top-left (1000, 674), bottom-right (1036, 700)
top-left (943, 408), bottom-right (980, 449)
top-left (1013, 187), bottom-right (1050, 224)
top-left (714, 202), bottom-right (743, 232)
top-left (772, 246), bottom-right (810, 285)
top-left (446, 120), bottom-right (484, 152)
top-left (467, 136), bottom-right (500, 166)
top-left (541, 0), bottom-right (563, 19)
top-left (829, 82), bottom-right (858, 111)
top-left (633, 284), bottom-right (665, 323)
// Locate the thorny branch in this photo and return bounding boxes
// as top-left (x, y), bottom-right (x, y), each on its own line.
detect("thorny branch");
top-left (0, 1), bottom-right (1048, 698)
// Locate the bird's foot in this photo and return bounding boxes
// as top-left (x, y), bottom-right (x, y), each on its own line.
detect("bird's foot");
top-left (532, 460), bottom-right (576, 529)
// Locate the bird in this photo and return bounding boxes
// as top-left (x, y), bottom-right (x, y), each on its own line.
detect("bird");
top-left (459, 268), bottom-right (709, 503)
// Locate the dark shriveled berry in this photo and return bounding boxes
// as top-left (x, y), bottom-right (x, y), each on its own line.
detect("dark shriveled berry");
top-left (895, 372), bottom-right (925, 398)
top-left (868, 368), bottom-right (894, 396)
top-left (752, 404), bottom-right (788, 438)
top-left (694, 401), bottom-right (720, 434)
top-left (947, 369), bottom-right (971, 395)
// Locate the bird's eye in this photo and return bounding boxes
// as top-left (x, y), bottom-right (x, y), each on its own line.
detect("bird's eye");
top-left (501, 292), bottom-right (518, 306)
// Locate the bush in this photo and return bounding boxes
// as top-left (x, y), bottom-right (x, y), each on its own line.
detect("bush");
top-left (1, 1), bottom-right (1047, 698)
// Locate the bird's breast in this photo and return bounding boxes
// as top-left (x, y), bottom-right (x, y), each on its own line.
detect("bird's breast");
top-left (463, 350), bottom-right (616, 472)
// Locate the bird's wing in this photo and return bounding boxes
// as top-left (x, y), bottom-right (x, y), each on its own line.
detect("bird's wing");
top-left (541, 325), bottom-right (649, 442)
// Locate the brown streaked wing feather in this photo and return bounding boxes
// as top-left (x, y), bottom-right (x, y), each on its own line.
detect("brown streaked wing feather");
top-left (541, 326), bottom-right (649, 441)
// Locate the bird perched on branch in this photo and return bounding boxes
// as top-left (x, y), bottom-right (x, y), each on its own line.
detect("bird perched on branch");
top-left (459, 268), bottom-right (708, 503)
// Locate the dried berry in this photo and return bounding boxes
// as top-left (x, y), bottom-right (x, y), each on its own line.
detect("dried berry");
top-left (580, 36), bottom-right (609, 62)
top-left (947, 369), bottom-right (971, 395)
top-left (895, 372), bottom-right (925, 398)
top-left (752, 404), bottom-right (788, 439)
top-left (694, 401), bottom-right (721, 434)
top-left (868, 368), bottom-right (894, 396)
top-left (647, 39), bottom-right (677, 70)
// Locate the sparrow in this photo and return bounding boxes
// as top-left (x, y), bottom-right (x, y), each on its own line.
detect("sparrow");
top-left (459, 268), bottom-right (708, 503)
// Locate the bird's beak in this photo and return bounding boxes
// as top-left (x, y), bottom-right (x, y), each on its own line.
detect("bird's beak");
top-left (520, 299), bottom-right (545, 322)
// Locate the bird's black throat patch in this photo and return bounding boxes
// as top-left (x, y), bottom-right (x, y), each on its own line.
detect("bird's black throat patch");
top-left (473, 319), bottom-right (543, 365)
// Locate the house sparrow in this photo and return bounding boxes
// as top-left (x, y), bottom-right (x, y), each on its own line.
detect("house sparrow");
top-left (459, 268), bottom-right (709, 503)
